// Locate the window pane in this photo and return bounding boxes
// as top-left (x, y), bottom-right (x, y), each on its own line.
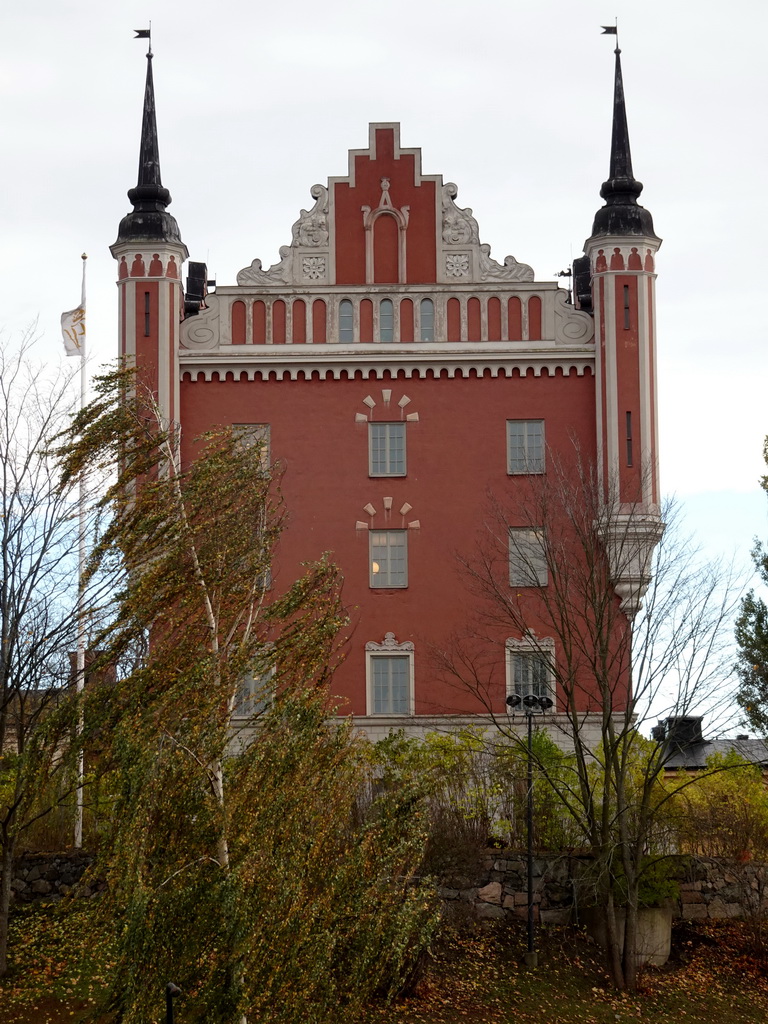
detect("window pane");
top-left (372, 655), bottom-right (410, 714)
top-left (369, 422), bottom-right (406, 476)
top-left (233, 423), bottom-right (270, 471)
top-left (339, 299), bottom-right (354, 343)
top-left (507, 420), bottom-right (544, 474)
top-left (380, 299), bottom-right (394, 342)
top-left (512, 654), bottom-right (549, 700)
top-left (509, 528), bottom-right (548, 586)
top-left (420, 298), bottom-right (434, 342)
top-left (370, 530), bottom-right (407, 588)
top-left (233, 668), bottom-right (273, 718)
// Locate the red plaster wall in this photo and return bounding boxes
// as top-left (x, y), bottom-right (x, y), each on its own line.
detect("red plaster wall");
top-left (179, 370), bottom-right (609, 716)
top-left (333, 127), bottom-right (437, 285)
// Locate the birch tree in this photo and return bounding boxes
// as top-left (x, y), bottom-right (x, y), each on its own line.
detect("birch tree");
top-left (56, 368), bottom-right (438, 1024)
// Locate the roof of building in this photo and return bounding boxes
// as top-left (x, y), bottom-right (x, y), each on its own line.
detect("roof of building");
top-left (664, 737), bottom-right (768, 770)
top-left (114, 49), bottom-right (183, 246)
top-left (590, 47), bottom-right (658, 240)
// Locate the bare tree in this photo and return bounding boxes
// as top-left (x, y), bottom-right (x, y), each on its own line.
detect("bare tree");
top-left (437, 449), bottom-right (739, 990)
top-left (0, 330), bottom-right (94, 976)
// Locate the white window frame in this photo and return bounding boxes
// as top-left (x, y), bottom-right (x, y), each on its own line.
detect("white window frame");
top-left (369, 421), bottom-right (406, 477)
top-left (232, 664), bottom-right (274, 720)
top-left (419, 298), bottom-right (435, 341)
top-left (379, 298), bottom-right (395, 342)
top-left (339, 299), bottom-right (354, 343)
top-left (233, 423), bottom-right (271, 471)
top-left (505, 636), bottom-right (555, 707)
top-left (365, 632), bottom-right (415, 715)
top-left (369, 529), bottom-right (408, 588)
top-left (509, 528), bottom-right (548, 586)
top-left (507, 419), bottom-right (544, 474)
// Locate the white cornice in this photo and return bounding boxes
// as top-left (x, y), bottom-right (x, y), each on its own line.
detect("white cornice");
top-left (179, 343), bottom-right (594, 381)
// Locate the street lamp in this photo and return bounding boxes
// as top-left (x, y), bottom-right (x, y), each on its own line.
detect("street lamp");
top-left (505, 691), bottom-right (553, 968)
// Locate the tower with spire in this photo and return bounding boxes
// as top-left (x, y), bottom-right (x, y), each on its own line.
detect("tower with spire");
top-left (576, 43), bottom-right (664, 616)
top-left (110, 42), bottom-right (188, 428)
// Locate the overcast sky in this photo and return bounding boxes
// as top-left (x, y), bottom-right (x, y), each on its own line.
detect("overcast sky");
top-left (2, 0), bottom-right (767, 590)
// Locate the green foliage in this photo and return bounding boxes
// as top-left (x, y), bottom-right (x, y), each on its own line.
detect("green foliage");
top-left (736, 584), bottom-right (768, 733)
top-left (735, 435), bottom-right (768, 732)
top-left (369, 727), bottom-right (582, 874)
top-left (54, 367), bottom-right (439, 1024)
top-left (671, 751), bottom-right (768, 859)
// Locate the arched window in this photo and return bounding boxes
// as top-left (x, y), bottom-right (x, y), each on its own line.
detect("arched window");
top-left (380, 299), bottom-right (394, 342)
top-left (420, 298), bottom-right (434, 342)
top-left (339, 299), bottom-right (354, 343)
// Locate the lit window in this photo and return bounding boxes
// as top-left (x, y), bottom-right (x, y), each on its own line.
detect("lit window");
top-left (380, 299), bottom-right (394, 342)
top-left (507, 420), bottom-right (544, 474)
top-left (339, 299), bottom-right (354, 343)
top-left (233, 423), bottom-right (270, 471)
top-left (370, 530), bottom-right (407, 588)
top-left (369, 422), bottom-right (406, 476)
top-left (509, 528), bottom-right (548, 586)
top-left (420, 298), bottom-right (434, 342)
top-left (232, 666), bottom-right (274, 719)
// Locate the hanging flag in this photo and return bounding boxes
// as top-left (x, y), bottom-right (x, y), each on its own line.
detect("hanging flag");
top-left (61, 255), bottom-right (87, 357)
top-left (601, 26), bottom-right (618, 34)
top-left (134, 28), bottom-right (150, 39)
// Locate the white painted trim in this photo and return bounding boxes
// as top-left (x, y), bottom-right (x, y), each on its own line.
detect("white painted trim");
top-left (365, 632), bottom-right (415, 716)
top-left (179, 345), bottom-right (594, 382)
top-left (505, 635), bottom-right (556, 709)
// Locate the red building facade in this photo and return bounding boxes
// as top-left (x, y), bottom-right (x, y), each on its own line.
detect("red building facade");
top-left (112, 49), bottom-right (662, 740)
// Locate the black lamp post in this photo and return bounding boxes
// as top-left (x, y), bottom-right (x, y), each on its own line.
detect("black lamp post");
top-left (166, 982), bottom-right (182, 1024)
top-left (505, 691), bottom-right (553, 968)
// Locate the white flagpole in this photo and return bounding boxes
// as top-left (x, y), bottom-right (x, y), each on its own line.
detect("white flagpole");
top-left (74, 253), bottom-right (87, 850)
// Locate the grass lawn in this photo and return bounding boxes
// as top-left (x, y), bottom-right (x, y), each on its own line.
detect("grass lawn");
top-left (1, 901), bottom-right (767, 1023)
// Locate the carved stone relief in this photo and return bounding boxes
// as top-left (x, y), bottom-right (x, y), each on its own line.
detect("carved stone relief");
top-left (236, 185), bottom-right (329, 287)
top-left (440, 182), bottom-right (534, 283)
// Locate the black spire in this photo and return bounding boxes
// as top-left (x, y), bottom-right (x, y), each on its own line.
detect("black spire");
top-left (591, 47), bottom-right (658, 239)
top-left (115, 50), bottom-right (183, 245)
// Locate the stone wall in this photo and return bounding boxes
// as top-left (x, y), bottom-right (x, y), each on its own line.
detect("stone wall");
top-left (5, 851), bottom-right (95, 903)
top-left (438, 849), bottom-right (768, 925)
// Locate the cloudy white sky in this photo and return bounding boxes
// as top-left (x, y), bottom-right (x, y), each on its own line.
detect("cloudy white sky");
top-left (2, 0), bottom-right (767, 585)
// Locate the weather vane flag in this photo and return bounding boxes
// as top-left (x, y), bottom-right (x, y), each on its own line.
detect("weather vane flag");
top-left (61, 254), bottom-right (87, 357)
top-left (134, 26), bottom-right (152, 54)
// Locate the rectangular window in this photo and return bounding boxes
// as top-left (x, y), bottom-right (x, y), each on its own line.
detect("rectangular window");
top-left (232, 666), bottom-right (274, 719)
top-left (508, 652), bottom-right (551, 701)
top-left (509, 528), bottom-right (548, 586)
top-left (233, 423), bottom-right (271, 471)
top-left (370, 654), bottom-right (411, 714)
top-left (370, 530), bottom-right (407, 588)
top-left (369, 422), bottom-right (406, 476)
top-left (507, 420), bottom-right (544, 474)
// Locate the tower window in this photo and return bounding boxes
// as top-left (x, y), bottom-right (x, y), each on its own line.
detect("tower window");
top-left (507, 420), bottom-right (544, 474)
top-left (370, 530), bottom-right (407, 588)
top-left (625, 412), bottom-right (633, 467)
top-left (379, 299), bottom-right (394, 342)
top-left (339, 299), bottom-right (354, 343)
top-left (144, 291), bottom-right (151, 337)
top-left (369, 422), bottom-right (406, 476)
top-left (623, 284), bottom-right (630, 330)
top-left (420, 298), bottom-right (434, 342)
